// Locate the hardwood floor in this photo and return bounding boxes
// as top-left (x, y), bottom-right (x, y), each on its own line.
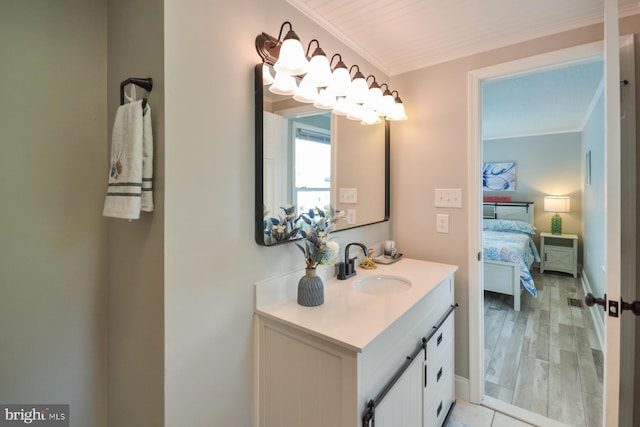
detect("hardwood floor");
top-left (483, 270), bottom-right (603, 427)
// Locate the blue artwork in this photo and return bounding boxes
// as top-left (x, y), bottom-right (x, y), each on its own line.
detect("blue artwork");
top-left (483, 162), bottom-right (516, 191)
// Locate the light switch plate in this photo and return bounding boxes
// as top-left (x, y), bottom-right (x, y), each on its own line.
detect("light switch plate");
top-left (435, 188), bottom-right (462, 208)
top-left (339, 188), bottom-right (358, 204)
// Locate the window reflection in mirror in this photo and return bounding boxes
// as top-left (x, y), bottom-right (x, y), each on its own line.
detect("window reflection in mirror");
top-left (294, 125), bottom-right (331, 211)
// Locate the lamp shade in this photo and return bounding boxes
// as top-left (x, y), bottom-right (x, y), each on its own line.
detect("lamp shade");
top-left (306, 48), bottom-right (332, 87)
top-left (269, 72), bottom-right (298, 96)
top-left (327, 64), bottom-right (351, 97)
top-left (273, 30), bottom-right (309, 76)
top-left (313, 88), bottom-right (336, 110)
top-left (293, 75), bottom-right (318, 103)
top-left (378, 86), bottom-right (396, 117)
top-left (361, 108), bottom-right (382, 125)
top-left (262, 64), bottom-right (274, 85)
top-left (544, 196), bottom-right (570, 213)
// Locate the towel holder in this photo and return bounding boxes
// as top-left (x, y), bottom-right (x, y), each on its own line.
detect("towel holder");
top-left (120, 77), bottom-right (153, 107)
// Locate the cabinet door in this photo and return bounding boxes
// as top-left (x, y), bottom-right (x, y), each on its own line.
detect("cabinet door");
top-left (374, 348), bottom-right (424, 427)
top-left (544, 246), bottom-right (573, 272)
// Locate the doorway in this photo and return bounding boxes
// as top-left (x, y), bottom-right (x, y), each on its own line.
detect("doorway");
top-left (482, 60), bottom-right (604, 426)
top-left (467, 37), bottom-right (636, 426)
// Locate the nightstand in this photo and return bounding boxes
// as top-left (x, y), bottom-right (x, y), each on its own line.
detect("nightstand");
top-left (540, 232), bottom-right (578, 278)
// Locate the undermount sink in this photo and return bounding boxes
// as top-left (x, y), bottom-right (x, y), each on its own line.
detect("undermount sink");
top-left (352, 275), bottom-right (412, 295)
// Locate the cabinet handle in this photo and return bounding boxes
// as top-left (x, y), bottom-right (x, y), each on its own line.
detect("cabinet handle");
top-left (544, 253), bottom-right (547, 261)
top-left (437, 332), bottom-right (443, 346)
top-left (437, 367), bottom-right (443, 382)
top-left (424, 363), bottom-right (428, 388)
top-left (437, 401), bottom-right (443, 417)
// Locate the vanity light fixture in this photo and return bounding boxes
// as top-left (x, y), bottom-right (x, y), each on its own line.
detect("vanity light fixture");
top-left (273, 22), bottom-right (309, 76)
top-left (305, 39), bottom-right (332, 87)
top-left (269, 71), bottom-right (298, 96)
top-left (346, 102), bottom-right (366, 121)
top-left (332, 97), bottom-right (352, 116)
top-left (262, 64), bottom-right (274, 85)
top-left (386, 91), bottom-right (409, 121)
top-left (346, 65), bottom-right (369, 104)
top-left (293, 74), bottom-right (318, 103)
top-left (327, 54), bottom-right (351, 97)
top-left (377, 84), bottom-right (396, 117)
top-left (364, 75), bottom-right (383, 112)
top-left (362, 108), bottom-right (383, 125)
top-left (313, 88), bottom-right (336, 109)
top-left (255, 21), bottom-right (408, 124)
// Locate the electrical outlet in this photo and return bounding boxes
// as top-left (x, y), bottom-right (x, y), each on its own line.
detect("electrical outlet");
top-left (437, 214), bottom-right (449, 233)
top-left (347, 209), bottom-right (357, 225)
top-left (434, 189), bottom-right (462, 208)
top-left (339, 188), bottom-right (358, 204)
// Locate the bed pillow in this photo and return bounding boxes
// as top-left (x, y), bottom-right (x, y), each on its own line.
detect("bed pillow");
top-left (483, 219), bottom-right (536, 235)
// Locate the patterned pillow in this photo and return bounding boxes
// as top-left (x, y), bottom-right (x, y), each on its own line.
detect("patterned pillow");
top-left (483, 219), bottom-right (536, 235)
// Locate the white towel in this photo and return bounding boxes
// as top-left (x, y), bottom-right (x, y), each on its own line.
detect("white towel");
top-left (103, 100), bottom-right (154, 219)
top-left (141, 102), bottom-right (154, 212)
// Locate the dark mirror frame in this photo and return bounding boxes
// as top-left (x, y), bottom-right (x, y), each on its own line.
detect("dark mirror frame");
top-left (255, 64), bottom-right (390, 246)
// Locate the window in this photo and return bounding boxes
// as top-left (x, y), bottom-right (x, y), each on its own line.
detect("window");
top-left (293, 125), bottom-right (331, 212)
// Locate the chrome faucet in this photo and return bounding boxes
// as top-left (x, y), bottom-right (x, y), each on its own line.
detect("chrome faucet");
top-left (337, 242), bottom-right (369, 280)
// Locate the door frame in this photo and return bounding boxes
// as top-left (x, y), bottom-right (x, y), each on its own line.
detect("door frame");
top-left (466, 37), bottom-right (633, 425)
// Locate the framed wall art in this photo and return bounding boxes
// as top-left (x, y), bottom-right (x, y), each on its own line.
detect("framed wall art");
top-left (483, 162), bottom-right (516, 191)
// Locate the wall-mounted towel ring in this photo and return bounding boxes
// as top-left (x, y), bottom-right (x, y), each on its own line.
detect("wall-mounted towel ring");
top-left (120, 77), bottom-right (153, 108)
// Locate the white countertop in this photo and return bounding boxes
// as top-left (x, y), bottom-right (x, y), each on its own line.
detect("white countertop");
top-left (255, 258), bottom-right (458, 352)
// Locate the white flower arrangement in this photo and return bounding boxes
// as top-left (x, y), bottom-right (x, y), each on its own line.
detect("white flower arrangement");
top-left (295, 207), bottom-right (343, 269)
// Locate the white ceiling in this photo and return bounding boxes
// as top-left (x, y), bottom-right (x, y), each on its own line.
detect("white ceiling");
top-left (482, 60), bottom-right (604, 139)
top-left (287, 0), bottom-right (640, 76)
top-left (286, 0), bottom-right (631, 138)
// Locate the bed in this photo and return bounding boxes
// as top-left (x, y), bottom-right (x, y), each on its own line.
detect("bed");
top-left (482, 202), bottom-right (540, 311)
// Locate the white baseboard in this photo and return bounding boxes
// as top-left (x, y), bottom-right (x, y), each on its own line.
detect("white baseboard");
top-left (455, 375), bottom-right (471, 402)
top-left (580, 270), bottom-right (605, 351)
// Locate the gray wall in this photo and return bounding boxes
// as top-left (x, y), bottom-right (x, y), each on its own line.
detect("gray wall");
top-left (163, 1), bottom-right (390, 426)
top-left (106, 0), bottom-right (165, 426)
top-left (0, 1), bottom-right (108, 426)
top-left (484, 133), bottom-right (583, 256)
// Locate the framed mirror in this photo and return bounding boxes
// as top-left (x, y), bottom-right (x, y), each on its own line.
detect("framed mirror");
top-left (255, 64), bottom-right (390, 246)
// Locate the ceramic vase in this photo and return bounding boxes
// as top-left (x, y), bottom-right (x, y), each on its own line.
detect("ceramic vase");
top-left (297, 268), bottom-right (324, 307)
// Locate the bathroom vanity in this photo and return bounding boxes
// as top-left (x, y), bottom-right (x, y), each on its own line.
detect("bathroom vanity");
top-left (254, 258), bottom-right (458, 427)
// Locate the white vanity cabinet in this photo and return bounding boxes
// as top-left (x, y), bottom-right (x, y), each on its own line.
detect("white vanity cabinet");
top-left (254, 259), bottom-right (457, 427)
top-left (423, 310), bottom-right (455, 427)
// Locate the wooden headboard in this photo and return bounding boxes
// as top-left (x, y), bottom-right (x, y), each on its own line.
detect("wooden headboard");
top-left (483, 202), bottom-right (535, 226)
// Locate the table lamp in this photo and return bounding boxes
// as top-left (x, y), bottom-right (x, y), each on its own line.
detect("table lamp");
top-left (544, 196), bottom-right (570, 235)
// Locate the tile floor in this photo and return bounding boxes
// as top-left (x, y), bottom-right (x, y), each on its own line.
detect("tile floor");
top-left (483, 270), bottom-right (602, 426)
top-left (445, 399), bottom-right (534, 427)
